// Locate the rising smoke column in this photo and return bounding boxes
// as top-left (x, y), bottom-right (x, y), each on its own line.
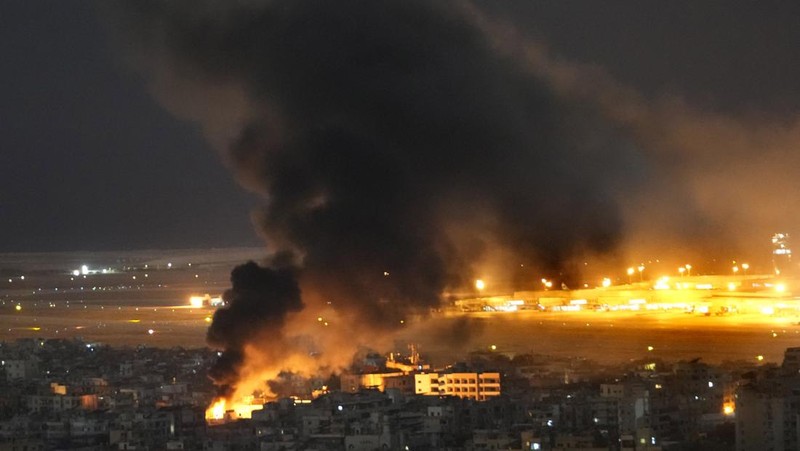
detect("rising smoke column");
top-left (206, 261), bottom-right (302, 396)
top-left (107, 0), bottom-right (639, 392)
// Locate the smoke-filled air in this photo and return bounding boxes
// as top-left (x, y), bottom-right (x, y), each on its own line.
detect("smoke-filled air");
top-left (104, 0), bottom-right (800, 403)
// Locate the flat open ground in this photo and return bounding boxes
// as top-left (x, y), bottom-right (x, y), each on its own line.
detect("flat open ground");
top-left (403, 310), bottom-right (800, 366)
top-left (2, 249), bottom-right (800, 365)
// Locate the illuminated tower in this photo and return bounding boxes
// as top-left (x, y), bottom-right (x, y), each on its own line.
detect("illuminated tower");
top-left (771, 233), bottom-right (792, 275)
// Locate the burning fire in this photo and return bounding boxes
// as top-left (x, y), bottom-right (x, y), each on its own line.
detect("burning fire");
top-left (206, 398), bottom-right (227, 421)
top-left (189, 296), bottom-right (205, 308)
top-left (205, 396), bottom-right (264, 423)
top-left (723, 401), bottom-right (735, 416)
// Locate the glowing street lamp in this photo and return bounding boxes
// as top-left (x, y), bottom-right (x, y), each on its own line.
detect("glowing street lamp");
top-left (541, 278), bottom-right (553, 290)
top-left (601, 277), bottom-right (612, 288)
top-left (732, 266), bottom-right (739, 275)
top-left (627, 267), bottom-right (634, 284)
top-left (685, 264), bottom-right (692, 276)
top-left (678, 267), bottom-right (686, 276)
top-left (637, 265), bottom-right (645, 281)
top-left (742, 263), bottom-right (750, 275)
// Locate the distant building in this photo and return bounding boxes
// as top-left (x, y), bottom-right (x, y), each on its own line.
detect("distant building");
top-left (3, 358), bottom-right (39, 381)
top-left (735, 382), bottom-right (797, 451)
top-left (414, 372), bottom-right (501, 400)
top-left (438, 372), bottom-right (501, 400)
top-left (782, 347), bottom-right (800, 374)
top-left (735, 355), bottom-right (800, 451)
top-left (340, 371), bottom-right (404, 393)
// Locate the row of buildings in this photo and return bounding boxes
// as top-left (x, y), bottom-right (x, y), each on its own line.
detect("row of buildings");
top-left (5, 336), bottom-right (800, 449)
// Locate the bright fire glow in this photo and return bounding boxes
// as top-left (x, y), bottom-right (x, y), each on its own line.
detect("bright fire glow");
top-left (205, 396), bottom-right (264, 423)
top-left (723, 402), bottom-right (735, 415)
top-left (207, 398), bottom-right (226, 421)
top-left (189, 296), bottom-right (205, 308)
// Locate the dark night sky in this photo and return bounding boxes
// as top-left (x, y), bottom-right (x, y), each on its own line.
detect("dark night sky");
top-left (0, 1), bottom-right (259, 251)
top-left (2, 1), bottom-right (800, 253)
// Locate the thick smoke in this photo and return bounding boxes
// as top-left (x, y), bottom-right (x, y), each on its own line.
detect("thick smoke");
top-left (106, 0), bottom-right (654, 394)
top-left (472, 17), bottom-right (800, 266)
top-left (207, 261), bottom-right (302, 395)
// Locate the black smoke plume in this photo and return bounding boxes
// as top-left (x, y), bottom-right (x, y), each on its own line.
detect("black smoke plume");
top-left (106, 0), bottom-right (641, 391)
top-left (207, 261), bottom-right (302, 394)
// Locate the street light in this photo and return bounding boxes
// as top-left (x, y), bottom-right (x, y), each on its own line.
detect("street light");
top-left (475, 279), bottom-right (485, 291)
top-left (678, 267), bottom-right (686, 276)
top-left (627, 267), bottom-right (634, 284)
top-left (742, 263), bottom-right (749, 275)
top-left (732, 266), bottom-right (739, 275)
top-left (637, 265), bottom-right (645, 281)
top-left (685, 264), bottom-right (692, 276)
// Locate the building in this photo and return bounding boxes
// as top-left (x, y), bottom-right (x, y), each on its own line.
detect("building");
top-left (3, 359), bottom-right (39, 381)
top-left (413, 372), bottom-right (501, 400)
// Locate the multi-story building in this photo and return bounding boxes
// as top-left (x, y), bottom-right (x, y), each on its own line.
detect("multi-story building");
top-left (439, 372), bottom-right (501, 401)
top-left (412, 372), bottom-right (501, 400)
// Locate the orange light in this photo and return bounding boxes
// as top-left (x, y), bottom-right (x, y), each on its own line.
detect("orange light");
top-left (189, 296), bottom-right (205, 308)
top-left (723, 402), bottom-right (735, 415)
top-left (205, 396), bottom-right (263, 423)
top-left (206, 398), bottom-right (226, 421)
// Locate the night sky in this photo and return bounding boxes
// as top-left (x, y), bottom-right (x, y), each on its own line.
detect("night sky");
top-left (2, 1), bottom-right (800, 255)
top-left (0, 1), bottom-right (259, 251)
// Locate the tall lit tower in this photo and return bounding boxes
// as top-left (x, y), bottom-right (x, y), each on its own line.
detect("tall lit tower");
top-left (772, 233), bottom-right (792, 274)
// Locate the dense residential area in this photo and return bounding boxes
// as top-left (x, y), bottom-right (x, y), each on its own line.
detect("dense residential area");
top-left (3, 337), bottom-right (798, 450)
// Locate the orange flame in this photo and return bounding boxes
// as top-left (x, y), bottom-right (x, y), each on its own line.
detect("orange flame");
top-left (206, 398), bottom-right (227, 421)
top-left (205, 396), bottom-right (264, 423)
top-left (723, 401), bottom-right (735, 415)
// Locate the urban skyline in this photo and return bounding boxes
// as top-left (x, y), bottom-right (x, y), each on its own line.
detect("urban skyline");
top-left (4, 2), bottom-right (800, 450)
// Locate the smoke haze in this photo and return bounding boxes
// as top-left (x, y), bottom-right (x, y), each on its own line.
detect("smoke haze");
top-left (104, 0), bottom-right (800, 395)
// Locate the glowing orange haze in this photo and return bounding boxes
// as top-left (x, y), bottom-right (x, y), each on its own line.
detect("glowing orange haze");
top-left (204, 302), bottom-right (397, 422)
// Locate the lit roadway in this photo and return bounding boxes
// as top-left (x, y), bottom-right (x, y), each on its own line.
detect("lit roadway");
top-left (3, 296), bottom-right (800, 366)
top-left (2, 263), bottom-right (800, 367)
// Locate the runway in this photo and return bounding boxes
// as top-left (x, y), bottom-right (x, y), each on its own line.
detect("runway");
top-left (3, 249), bottom-right (800, 366)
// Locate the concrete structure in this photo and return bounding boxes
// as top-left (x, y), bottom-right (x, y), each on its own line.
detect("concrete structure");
top-left (438, 372), bottom-right (501, 401)
top-left (3, 359), bottom-right (38, 381)
top-left (412, 372), bottom-right (501, 400)
top-left (340, 371), bottom-right (404, 393)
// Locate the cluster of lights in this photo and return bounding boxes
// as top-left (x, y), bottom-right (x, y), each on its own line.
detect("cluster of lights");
top-left (625, 265), bottom-right (646, 283)
top-left (731, 262), bottom-right (749, 275)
